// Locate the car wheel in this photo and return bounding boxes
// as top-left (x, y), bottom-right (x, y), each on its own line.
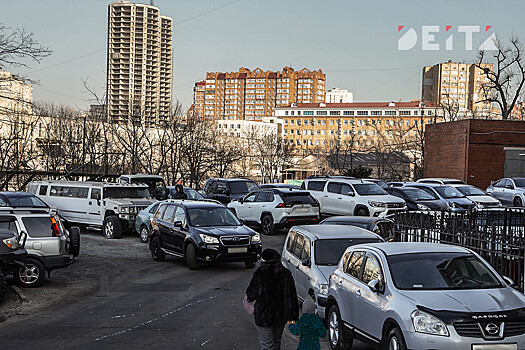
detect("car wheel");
top-left (68, 226), bottom-right (81, 257)
top-left (245, 261), bottom-right (256, 269)
top-left (386, 327), bottom-right (407, 350)
top-left (514, 197), bottom-right (523, 207)
top-left (356, 208), bottom-right (369, 216)
top-left (15, 258), bottom-right (45, 288)
top-left (185, 243), bottom-right (200, 270)
top-left (139, 225), bottom-right (149, 243)
top-left (103, 216), bottom-right (122, 239)
top-left (328, 304), bottom-right (352, 350)
top-left (0, 270), bottom-right (6, 302)
top-left (261, 215), bottom-right (275, 235)
top-left (150, 236), bottom-right (165, 261)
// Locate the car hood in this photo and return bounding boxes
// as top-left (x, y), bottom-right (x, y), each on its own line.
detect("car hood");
top-left (398, 287), bottom-right (525, 317)
top-left (410, 199), bottom-right (448, 209)
top-left (106, 198), bottom-right (156, 206)
top-left (467, 195), bottom-right (500, 204)
top-left (317, 265), bottom-right (338, 283)
top-left (194, 225), bottom-right (255, 237)
top-left (365, 195), bottom-right (405, 205)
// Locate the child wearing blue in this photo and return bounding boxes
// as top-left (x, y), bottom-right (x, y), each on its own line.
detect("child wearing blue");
top-left (288, 296), bottom-right (326, 350)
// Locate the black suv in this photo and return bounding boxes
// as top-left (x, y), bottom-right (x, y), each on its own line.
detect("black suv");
top-left (0, 229), bottom-right (27, 302)
top-left (203, 178), bottom-right (259, 204)
top-left (149, 200), bottom-right (262, 269)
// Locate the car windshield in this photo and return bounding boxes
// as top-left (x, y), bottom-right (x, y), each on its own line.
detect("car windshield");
top-left (104, 187), bottom-right (150, 199)
top-left (455, 186), bottom-right (486, 196)
top-left (185, 189), bottom-right (204, 200)
top-left (229, 181), bottom-right (259, 194)
top-left (353, 183), bottom-right (387, 196)
top-left (187, 207), bottom-right (242, 227)
top-left (315, 238), bottom-right (383, 266)
top-left (368, 180), bottom-right (388, 188)
top-left (434, 186), bottom-right (466, 199)
top-left (513, 178), bottom-right (525, 187)
top-left (388, 252), bottom-right (502, 290)
top-left (403, 188), bottom-right (437, 200)
top-left (132, 179), bottom-right (166, 197)
top-left (0, 194), bottom-right (48, 208)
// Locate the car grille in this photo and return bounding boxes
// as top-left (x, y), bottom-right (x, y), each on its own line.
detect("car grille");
top-left (454, 323), bottom-right (483, 338)
top-left (386, 203), bottom-right (404, 208)
top-left (504, 322), bottom-right (525, 337)
top-left (220, 236), bottom-right (250, 246)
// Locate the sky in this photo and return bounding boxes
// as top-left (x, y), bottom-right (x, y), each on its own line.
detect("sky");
top-left (2, 0), bottom-right (525, 111)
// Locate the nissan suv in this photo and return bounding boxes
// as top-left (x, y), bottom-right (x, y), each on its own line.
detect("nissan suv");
top-left (326, 242), bottom-right (525, 350)
top-left (149, 200), bottom-right (262, 269)
top-left (228, 188), bottom-right (320, 235)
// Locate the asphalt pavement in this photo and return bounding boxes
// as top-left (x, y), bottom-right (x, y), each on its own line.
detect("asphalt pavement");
top-left (0, 230), bottom-right (371, 350)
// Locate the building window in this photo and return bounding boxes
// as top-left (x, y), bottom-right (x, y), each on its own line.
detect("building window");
top-left (371, 111), bottom-right (381, 116)
top-left (343, 111), bottom-right (354, 116)
top-left (303, 111), bottom-right (314, 116)
top-left (400, 111), bottom-right (411, 116)
top-left (330, 111), bottom-right (340, 116)
top-left (357, 111), bottom-right (368, 116)
top-left (316, 111), bottom-right (327, 116)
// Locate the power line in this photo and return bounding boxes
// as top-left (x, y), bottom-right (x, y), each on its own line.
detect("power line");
top-left (325, 66), bottom-right (421, 73)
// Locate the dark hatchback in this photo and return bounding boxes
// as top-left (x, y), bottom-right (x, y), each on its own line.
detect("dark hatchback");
top-left (149, 200), bottom-right (262, 269)
top-left (0, 192), bottom-right (49, 208)
top-left (385, 186), bottom-right (448, 211)
top-left (203, 178), bottom-right (259, 204)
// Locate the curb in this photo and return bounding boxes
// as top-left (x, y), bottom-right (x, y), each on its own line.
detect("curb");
top-left (10, 285), bottom-right (29, 303)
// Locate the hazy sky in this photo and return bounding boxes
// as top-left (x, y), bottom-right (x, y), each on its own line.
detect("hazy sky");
top-left (2, 0), bottom-right (525, 111)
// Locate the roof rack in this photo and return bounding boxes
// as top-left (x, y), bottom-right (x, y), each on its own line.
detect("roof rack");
top-left (0, 207), bottom-right (52, 214)
top-left (306, 175), bottom-right (356, 180)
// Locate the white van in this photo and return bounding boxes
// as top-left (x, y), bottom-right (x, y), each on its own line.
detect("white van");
top-left (28, 181), bottom-right (156, 239)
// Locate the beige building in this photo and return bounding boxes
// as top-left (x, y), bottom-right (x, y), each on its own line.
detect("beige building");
top-left (0, 69), bottom-right (32, 116)
top-left (106, 0), bottom-right (173, 124)
top-left (422, 61), bottom-right (493, 116)
top-left (193, 66), bottom-right (325, 120)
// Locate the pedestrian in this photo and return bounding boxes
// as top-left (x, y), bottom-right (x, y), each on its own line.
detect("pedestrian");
top-left (246, 248), bottom-right (299, 350)
top-left (171, 183), bottom-right (187, 200)
top-left (288, 296), bottom-right (326, 350)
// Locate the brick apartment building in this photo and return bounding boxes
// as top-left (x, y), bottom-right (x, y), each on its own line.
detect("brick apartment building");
top-left (424, 119), bottom-right (525, 189)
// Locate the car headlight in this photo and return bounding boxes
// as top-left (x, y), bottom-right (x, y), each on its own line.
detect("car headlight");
top-left (251, 233), bottom-right (261, 243)
top-left (119, 206), bottom-right (128, 213)
top-left (476, 203), bottom-right (485, 209)
top-left (2, 237), bottom-right (19, 250)
top-left (449, 202), bottom-right (459, 209)
top-left (368, 201), bottom-right (386, 207)
top-left (411, 310), bottom-right (449, 336)
top-left (417, 204), bottom-right (430, 210)
top-left (199, 234), bottom-right (219, 244)
top-left (319, 283), bottom-right (329, 296)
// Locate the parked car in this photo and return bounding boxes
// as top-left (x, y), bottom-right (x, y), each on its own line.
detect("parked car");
top-left (362, 179), bottom-right (389, 189)
top-left (387, 182), bottom-right (406, 187)
top-left (259, 183), bottom-right (302, 190)
top-left (149, 200), bottom-right (262, 269)
top-left (0, 207), bottom-right (80, 287)
top-left (0, 229), bottom-right (27, 301)
top-left (281, 225), bottom-right (384, 320)
top-left (319, 216), bottom-right (395, 241)
top-left (167, 186), bottom-right (204, 200)
top-left (326, 242), bottom-right (525, 350)
top-left (228, 188), bottom-right (320, 235)
top-left (449, 184), bottom-right (502, 209)
top-left (417, 178), bottom-right (466, 185)
top-left (135, 201), bottom-right (161, 243)
top-left (29, 180), bottom-right (156, 239)
top-left (203, 178), bottom-right (259, 204)
top-left (118, 174), bottom-right (168, 200)
top-left (385, 186), bottom-right (449, 211)
top-left (486, 177), bottom-right (525, 207)
top-left (301, 177), bottom-right (406, 217)
top-left (0, 191), bottom-right (49, 208)
top-left (403, 183), bottom-right (476, 213)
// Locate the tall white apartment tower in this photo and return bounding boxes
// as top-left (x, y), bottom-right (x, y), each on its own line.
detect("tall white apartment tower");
top-left (106, 0), bottom-right (173, 124)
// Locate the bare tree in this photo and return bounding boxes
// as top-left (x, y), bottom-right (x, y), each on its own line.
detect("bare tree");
top-left (0, 24), bottom-right (52, 70)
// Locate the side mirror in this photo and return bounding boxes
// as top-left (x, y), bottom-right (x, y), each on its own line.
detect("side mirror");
top-left (173, 221), bottom-right (183, 228)
top-left (503, 276), bottom-right (514, 286)
top-left (367, 279), bottom-right (383, 293)
top-left (239, 198), bottom-right (244, 204)
top-left (348, 192), bottom-right (355, 197)
top-left (224, 190), bottom-right (231, 196)
top-left (506, 185), bottom-right (514, 190)
top-left (301, 259), bottom-right (310, 267)
top-left (18, 230), bottom-right (28, 248)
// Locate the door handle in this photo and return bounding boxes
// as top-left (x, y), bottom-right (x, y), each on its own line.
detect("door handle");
top-left (337, 197), bottom-right (342, 200)
top-left (287, 259), bottom-right (291, 263)
top-left (295, 265), bottom-right (299, 270)
top-left (261, 206), bottom-right (266, 208)
top-left (88, 201), bottom-right (92, 205)
top-left (337, 280), bottom-right (342, 286)
top-left (324, 195), bottom-right (328, 197)
top-left (355, 289), bottom-right (361, 297)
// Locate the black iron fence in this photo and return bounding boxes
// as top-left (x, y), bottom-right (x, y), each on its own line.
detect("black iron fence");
top-left (393, 208), bottom-right (525, 292)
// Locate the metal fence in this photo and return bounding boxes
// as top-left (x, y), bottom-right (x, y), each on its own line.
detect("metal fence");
top-left (393, 208), bottom-right (525, 292)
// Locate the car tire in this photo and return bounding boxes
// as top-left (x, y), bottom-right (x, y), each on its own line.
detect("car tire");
top-left (245, 261), bottom-right (256, 269)
top-left (185, 243), bottom-right (200, 270)
top-left (139, 225), bottom-right (149, 243)
top-left (386, 327), bottom-right (407, 350)
top-left (328, 304), bottom-right (352, 350)
top-left (514, 197), bottom-right (523, 207)
top-left (0, 270), bottom-right (6, 302)
top-left (68, 226), bottom-right (81, 257)
top-left (103, 216), bottom-right (122, 239)
top-left (150, 236), bottom-right (165, 261)
top-left (14, 258), bottom-right (46, 288)
top-left (261, 215), bottom-right (275, 235)
top-left (355, 208), bottom-right (369, 216)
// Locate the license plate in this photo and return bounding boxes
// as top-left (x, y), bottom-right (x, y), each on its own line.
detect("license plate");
top-left (472, 344), bottom-right (517, 350)
top-left (228, 247), bottom-right (247, 253)
top-left (295, 207), bottom-right (309, 213)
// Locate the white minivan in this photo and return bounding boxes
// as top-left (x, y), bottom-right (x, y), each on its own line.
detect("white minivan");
top-left (28, 180), bottom-right (156, 239)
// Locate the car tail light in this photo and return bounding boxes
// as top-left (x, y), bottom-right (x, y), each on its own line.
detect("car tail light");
top-left (310, 202), bottom-right (320, 207)
top-left (276, 203), bottom-right (294, 208)
top-left (50, 217), bottom-right (61, 237)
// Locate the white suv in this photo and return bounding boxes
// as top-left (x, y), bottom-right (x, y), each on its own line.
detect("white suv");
top-left (227, 188), bottom-right (320, 235)
top-left (301, 177), bottom-right (406, 217)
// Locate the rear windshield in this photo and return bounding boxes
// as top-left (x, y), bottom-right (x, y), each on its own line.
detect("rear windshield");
top-left (185, 189), bottom-right (204, 200)
top-left (280, 192), bottom-right (316, 204)
top-left (104, 187), bottom-right (150, 199)
top-left (229, 181), bottom-right (258, 194)
top-left (434, 186), bottom-right (466, 199)
top-left (22, 217), bottom-right (54, 238)
top-left (0, 217), bottom-right (19, 234)
top-left (315, 238), bottom-right (383, 266)
top-left (402, 188), bottom-right (437, 200)
top-left (0, 194), bottom-right (48, 208)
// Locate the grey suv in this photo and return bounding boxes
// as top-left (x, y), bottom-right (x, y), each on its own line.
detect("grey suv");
top-left (326, 242), bottom-right (525, 350)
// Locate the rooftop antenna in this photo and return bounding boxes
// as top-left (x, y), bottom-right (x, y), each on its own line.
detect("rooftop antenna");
top-left (150, 0), bottom-right (154, 5)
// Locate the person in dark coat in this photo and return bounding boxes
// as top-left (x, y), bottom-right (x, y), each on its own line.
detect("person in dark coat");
top-left (246, 248), bottom-right (299, 350)
top-left (171, 184), bottom-right (187, 200)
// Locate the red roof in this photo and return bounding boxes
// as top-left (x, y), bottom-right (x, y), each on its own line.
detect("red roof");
top-left (195, 80), bottom-right (205, 86)
top-left (279, 101), bottom-right (439, 108)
